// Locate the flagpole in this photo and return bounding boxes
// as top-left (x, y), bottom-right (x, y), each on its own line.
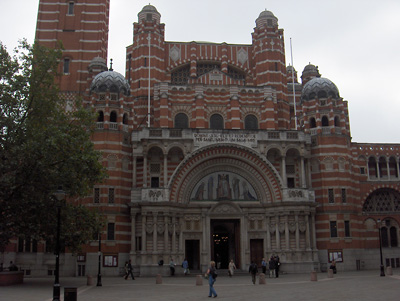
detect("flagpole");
top-left (290, 38), bottom-right (297, 130)
top-left (147, 32), bottom-right (151, 128)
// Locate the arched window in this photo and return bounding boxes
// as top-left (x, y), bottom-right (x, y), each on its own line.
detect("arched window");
top-left (334, 116), bottom-right (340, 127)
top-left (309, 117), bottom-right (316, 128)
top-left (97, 111), bottom-right (104, 122)
top-left (122, 113), bottom-right (128, 125)
top-left (174, 113), bottom-right (189, 129)
top-left (110, 111), bottom-right (117, 123)
top-left (244, 114), bottom-right (258, 130)
top-left (63, 58), bottom-right (70, 74)
top-left (321, 115), bottom-right (329, 127)
top-left (210, 114), bottom-right (224, 130)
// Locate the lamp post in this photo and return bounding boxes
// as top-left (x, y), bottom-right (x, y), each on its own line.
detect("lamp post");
top-left (377, 218), bottom-right (385, 277)
top-left (53, 189), bottom-right (65, 301)
top-left (96, 231), bottom-right (102, 286)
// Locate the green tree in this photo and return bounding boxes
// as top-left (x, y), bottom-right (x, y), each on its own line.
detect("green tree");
top-left (0, 40), bottom-right (107, 253)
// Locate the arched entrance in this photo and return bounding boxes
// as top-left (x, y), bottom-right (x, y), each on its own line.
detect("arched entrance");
top-left (210, 219), bottom-right (240, 269)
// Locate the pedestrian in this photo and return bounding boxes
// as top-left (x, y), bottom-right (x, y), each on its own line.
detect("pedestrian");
top-left (261, 257), bottom-right (267, 274)
top-left (182, 258), bottom-right (189, 275)
top-left (330, 260), bottom-right (337, 274)
top-left (269, 256), bottom-right (276, 278)
top-left (206, 260), bottom-right (218, 298)
top-left (249, 261), bottom-right (258, 284)
top-left (274, 255), bottom-right (280, 278)
top-left (124, 260), bottom-right (135, 280)
top-left (169, 258), bottom-right (176, 276)
top-left (228, 259), bottom-right (236, 277)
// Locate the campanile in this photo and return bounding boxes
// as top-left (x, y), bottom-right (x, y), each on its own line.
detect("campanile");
top-left (35, 0), bottom-right (110, 93)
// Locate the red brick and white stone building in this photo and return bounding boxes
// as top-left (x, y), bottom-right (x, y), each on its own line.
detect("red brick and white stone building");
top-left (6, 1), bottom-right (400, 277)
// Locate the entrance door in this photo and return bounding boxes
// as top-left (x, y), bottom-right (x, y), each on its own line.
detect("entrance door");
top-left (250, 239), bottom-right (263, 267)
top-left (211, 219), bottom-right (240, 269)
top-left (185, 240), bottom-right (200, 270)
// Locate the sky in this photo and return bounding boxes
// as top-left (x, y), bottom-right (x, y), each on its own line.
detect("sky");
top-left (1, 0), bottom-right (400, 144)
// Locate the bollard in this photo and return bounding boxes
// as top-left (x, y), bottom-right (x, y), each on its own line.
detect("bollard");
top-left (387, 266), bottom-right (393, 276)
top-left (86, 275), bottom-right (93, 286)
top-left (156, 274), bottom-right (162, 284)
top-left (310, 271), bottom-right (318, 281)
top-left (259, 272), bottom-right (266, 284)
top-left (327, 269), bottom-right (334, 278)
top-left (196, 274), bottom-right (203, 286)
top-left (64, 287), bottom-right (77, 301)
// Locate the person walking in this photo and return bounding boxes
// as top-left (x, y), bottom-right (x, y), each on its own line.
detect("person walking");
top-left (261, 258), bottom-right (267, 274)
top-left (182, 258), bottom-right (189, 275)
top-left (249, 261), bottom-right (258, 284)
top-left (169, 258), bottom-right (176, 276)
top-left (206, 261), bottom-right (218, 298)
top-left (124, 260), bottom-right (135, 280)
top-left (228, 259), bottom-right (236, 277)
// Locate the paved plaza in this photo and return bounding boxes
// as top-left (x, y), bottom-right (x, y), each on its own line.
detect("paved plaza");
top-left (1, 270), bottom-right (399, 301)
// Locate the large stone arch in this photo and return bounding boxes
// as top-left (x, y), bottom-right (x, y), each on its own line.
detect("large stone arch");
top-left (168, 144), bottom-right (283, 204)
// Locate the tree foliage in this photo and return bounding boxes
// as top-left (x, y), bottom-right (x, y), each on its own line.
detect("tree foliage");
top-left (0, 40), bottom-right (107, 252)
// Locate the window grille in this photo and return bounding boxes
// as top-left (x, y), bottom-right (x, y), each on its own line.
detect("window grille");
top-left (328, 189), bottom-right (334, 203)
top-left (108, 188), bottom-right (115, 204)
top-left (197, 63), bottom-right (220, 77)
top-left (171, 65), bottom-right (190, 84)
top-left (341, 189), bottom-right (347, 203)
top-left (150, 163), bottom-right (160, 174)
top-left (94, 188), bottom-right (100, 203)
top-left (268, 132), bottom-right (280, 139)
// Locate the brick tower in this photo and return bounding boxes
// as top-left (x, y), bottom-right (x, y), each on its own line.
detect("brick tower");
top-left (35, 0), bottom-right (110, 94)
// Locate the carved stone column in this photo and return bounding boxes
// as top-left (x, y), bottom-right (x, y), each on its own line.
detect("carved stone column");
top-left (153, 212), bottom-right (158, 253)
top-left (172, 215), bottom-right (176, 253)
top-left (301, 156), bottom-right (306, 188)
top-left (295, 214), bottom-right (300, 250)
top-left (266, 216), bottom-right (271, 250)
top-left (163, 154), bottom-right (168, 186)
top-left (275, 216), bottom-right (280, 250)
top-left (143, 155), bottom-right (148, 187)
top-left (141, 213), bottom-right (147, 254)
top-left (285, 215), bottom-right (290, 250)
top-left (305, 215), bottom-right (311, 250)
top-left (311, 213), bottom-right (317, 250)
top-left (281, 156), bottom-right (287, 188)
top-left (132, 156), bottom-right (137, 188)
top-left (164, 214), bottom-right (169, 254)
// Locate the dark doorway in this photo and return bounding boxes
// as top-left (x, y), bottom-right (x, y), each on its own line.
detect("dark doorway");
top-left (250, 239), bottom-right (263, 267)
top-left (211, 219), bottom-right (240, 269)
top-left (185, 240), bottom-right (200, 270)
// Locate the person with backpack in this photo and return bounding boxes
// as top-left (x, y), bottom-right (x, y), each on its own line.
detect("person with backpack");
top-left (206, 260), bottom-right (218, 298)
top-left (249, 261), bottom-right (258, 284)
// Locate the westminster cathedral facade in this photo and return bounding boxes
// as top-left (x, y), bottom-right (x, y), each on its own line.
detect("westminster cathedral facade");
top-left (6, 1), bottom-right (400, 277)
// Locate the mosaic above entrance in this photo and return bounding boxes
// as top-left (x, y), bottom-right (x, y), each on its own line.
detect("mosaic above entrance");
top-left (190, 172), bottom-right (258, 201)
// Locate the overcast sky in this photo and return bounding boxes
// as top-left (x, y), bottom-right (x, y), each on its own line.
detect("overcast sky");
top-left (1, 0), bottom-right (400, 144)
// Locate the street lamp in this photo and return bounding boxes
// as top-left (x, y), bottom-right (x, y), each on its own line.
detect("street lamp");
top-left (53, 188), bottom-right (65, 301)
top-left (377, 218), bottom-right (385, 277)
top-left (96, 231), bottom-right (102, 286)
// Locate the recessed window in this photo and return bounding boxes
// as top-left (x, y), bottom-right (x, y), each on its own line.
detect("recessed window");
top-left (210, 114), bottom-right (224, 130)
top-left (328, 189), bottom-right (334, 203)
top-left (151, 177), bottom-right (160, 188)
top-left (341, 189), bottom-right (347, 203)
top-left (245, 114), bottom-right (258, 130)
top-left (108, 188), bottom-right (114, 204)
top-left (330, 221), bottom-right (338, 238)
top-left (174, 113), bottom-right (189, 129)
top-left (344, 221), bottom-right (351, 237)
top-left (68, 2), bottom-right (74, 15)
top-left (94, 188), bottom-right (100, 203)
top-left (63, 58), bottom-right (70, 74)
top-left (107, 223), bottom-right (115, 240)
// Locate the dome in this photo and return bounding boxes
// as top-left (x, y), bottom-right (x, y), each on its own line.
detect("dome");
top-left (256, 10), bottom-right (278, 28)
top-left (301, 77), bottom-right (340, 101)
top-left (90, 70), bottom-right (130, 96)
top-left (138, 4), bottom-right (161, 23)
top-left (88, 56), bottom-right (107, 71)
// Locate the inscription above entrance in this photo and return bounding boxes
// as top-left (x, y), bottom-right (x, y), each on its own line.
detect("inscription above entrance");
top-left (193, 133), bottom-right (257, 147)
